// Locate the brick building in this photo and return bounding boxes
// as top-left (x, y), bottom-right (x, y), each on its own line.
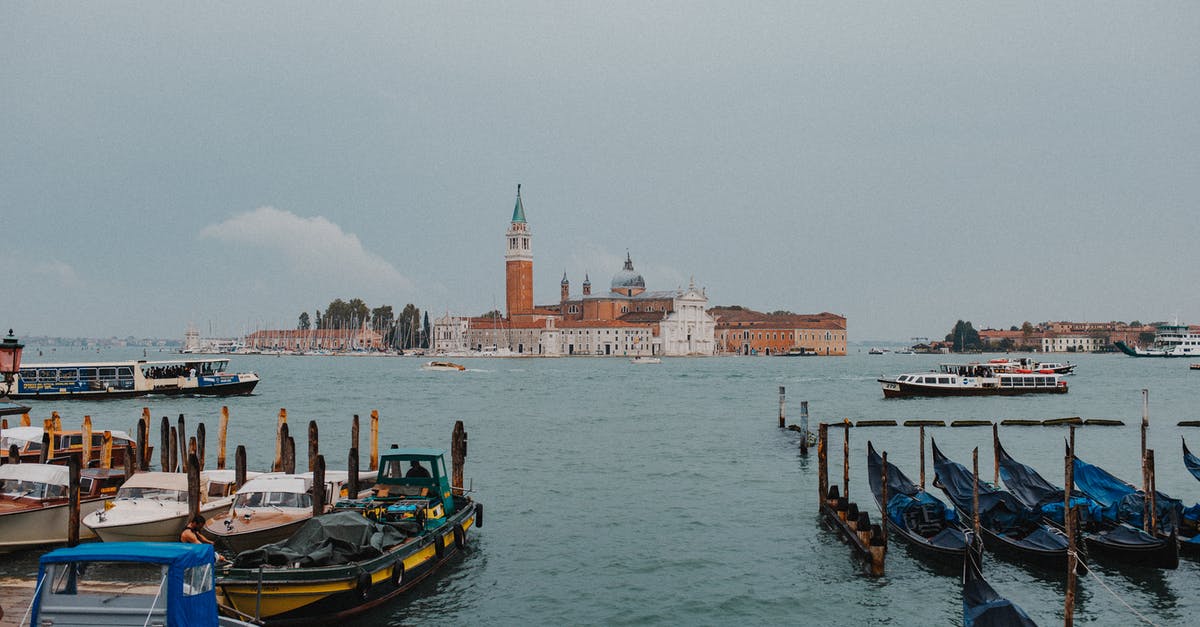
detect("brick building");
top-left (709, 308), bottom-right (847, 356)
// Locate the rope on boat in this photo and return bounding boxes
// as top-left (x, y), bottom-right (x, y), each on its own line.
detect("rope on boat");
top-left (1069, 550), bottom-right (1158, 626)
top-left (20, 573), bottom-right (47, 626)
top-left (143, 571), bottom-right (169, 627)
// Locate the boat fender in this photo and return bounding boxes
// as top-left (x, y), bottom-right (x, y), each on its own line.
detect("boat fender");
top-left (355, 571), bottom-right (372, 601)
top-left (475, 503), bottom-right (484, 528)
top-left (390, 561), bottom-right (404, 588)
top-left (454, 526), bottom-right (466, 550)
top-left (434, 534), bottom-right (445, 560)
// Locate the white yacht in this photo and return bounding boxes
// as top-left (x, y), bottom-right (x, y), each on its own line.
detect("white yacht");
top-left (82, 470), bottom-right (252, 542)
top-left (1115, 323), bottom-right (1200, 357)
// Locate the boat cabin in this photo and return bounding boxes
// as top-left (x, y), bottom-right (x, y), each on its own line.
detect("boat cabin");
top-left (32, 542), bottom-right (236, 627)
top-left (0, 426), bottom-right (140, 467)
top-left (375, 449), bottom-right (454, 512)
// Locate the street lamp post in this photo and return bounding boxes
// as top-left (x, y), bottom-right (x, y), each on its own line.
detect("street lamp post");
top-left (0, 329), bottom-right (25, 400)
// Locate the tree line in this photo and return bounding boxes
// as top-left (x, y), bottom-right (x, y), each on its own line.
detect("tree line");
top-left (297, 299), bottom-right (430, 350)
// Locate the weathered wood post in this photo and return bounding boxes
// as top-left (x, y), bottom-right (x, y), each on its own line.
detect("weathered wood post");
top-left (308, 420), bottom-right (319, 473)
top-left (283, 435), bottom-right (296, 475)
top-left (40, 431), bottom-right (50, 464)
top-left (187, 453), bottom-right (201, 522)
top-left (81, 415), bottom-right (93, 468)
top-left (177, 415), bottom-right (188, 473)
top-left (188, 436), bottom-right (197, 472)
top-left (919, 426), bottom-right (926, 489)
top-left (351, 414), bottom-right (360, 454)
top-left (21, 413), bottom-right (31, 427)
top-left (234, 445), bottom-right (247, 490)
top-left (168, 426), bottom-right (179, 474)
top-left (348, 447), bottom-right (360, 498)
top-left (799, 400), bottom-right (810, 455)
top-left (217, 406), bottom-right (229, 470)
top-left (868, 523), bottom-right (887, 577)
top-left (817, 423), bottom-right (829, 508)
top-left (991, 422), bottom-right (1000, 485)
top-left (451, 420), bottom-right (467, 496)
top-left (160, 416), bottom-right (170, 472)
top-left (778, 386), bottom-right (786, 428)
top-left (278, 422), bottom-right (291, 473)
top-left (274, 408), bottom-right (287, 472)
top-left (196, 422), bottom-right (206, 470)
top-left (52, 411), bottom-right (62, 432)
top-left (8, 444), bottom-right (18, 465)
top-left (842, 419), bottom-right (850, 500)
top-left (313, 455), bottom-right (326, 517)
top-left (100, 431), bottom-right (112, 469)
top-left (972, 448), bottom-right (981, 540)
top-left (1146, 449), bottom-right (1157, 535)
top-left (123, 443), bottom-right (135, 478)
top-left (1068, 424), bottom-right (1076, 458)
top-left (1065, 503), bottom-right (1077, 627)
top-left (135, 417), bottom-right (146, 472)
top-left (369, 410), bottom-right (380, 471)
top-left (67, 454), bottom-right (80, 547)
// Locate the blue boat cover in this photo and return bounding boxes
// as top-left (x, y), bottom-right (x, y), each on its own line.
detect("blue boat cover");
top-left (868, 442), bottom-right (967, 549)
top-left (35, 542), bottom-right (217, 627)
top-left (963, 561), bottom-right (1038, 627)
top-left (1072, 457), bottom-right (1185, 532)
top-left (934, 450), bottom-right (1041, 534)
top-left (1184, 439), bottom-right (1200, 483)
top-left (996, 443), bottom-right (1102, 526)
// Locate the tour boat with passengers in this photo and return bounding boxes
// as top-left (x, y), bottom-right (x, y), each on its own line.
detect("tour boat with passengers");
top-left (1115, 322), bottom-right (1200, 357)
top-left (8, 357), bottom-right (259, 400)
top-left (878, 363), bottom-right (1068, 398)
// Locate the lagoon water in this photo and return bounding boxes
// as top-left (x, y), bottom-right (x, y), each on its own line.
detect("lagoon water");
top-left (3, 348), bottom-right (1199, 625)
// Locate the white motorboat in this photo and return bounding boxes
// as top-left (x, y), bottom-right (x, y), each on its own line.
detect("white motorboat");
top-left (423, 361), bottom-right (466, 371)
top-left (0, 464), bottom-right (125, 550)
top-left (83, 470), bottom-right (251, 543)
top-left (630, 356), bottom-right (662, 364)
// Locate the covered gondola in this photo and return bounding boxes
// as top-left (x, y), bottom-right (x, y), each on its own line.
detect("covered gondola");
top-left (962, 556), bottom-right (1038, 627)
top-left (932, 439), bottom-right (1069, 570)
top-left (1184, 438), bottom-right (1200, 483)
top-left (996, 441), bottom-right (1177, 569)
top-left (867, 441), bottom-right (975, 566)
top-left (1072, 455), bottom-right (1200, 557)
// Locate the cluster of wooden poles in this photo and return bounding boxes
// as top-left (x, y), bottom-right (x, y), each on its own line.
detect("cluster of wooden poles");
top-left (814, 420), bottom-right (887, 576)
top-left (0, 406), bottom-right (472, 550)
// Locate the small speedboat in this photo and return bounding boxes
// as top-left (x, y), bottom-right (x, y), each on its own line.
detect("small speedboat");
top-left (83, 470), bottom-right (252, 543)
top-left (422, 361), bottom-right (466, 371)
top-left (0, 463), bottom-right (126, 550)
top-left (630, 356), bottom-right (662, 364)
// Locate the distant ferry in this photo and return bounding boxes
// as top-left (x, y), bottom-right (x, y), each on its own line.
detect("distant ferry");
top-left (9, 358), bottom-right (259, 400)
top-left (878, 363), bottom-right (1068, 398)
top-left (1115, 323), bottom-right (1200, 357)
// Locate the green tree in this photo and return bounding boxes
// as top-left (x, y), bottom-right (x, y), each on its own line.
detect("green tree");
top-left (422, 312), bottom-right (431, 349)
top-left (1021, 321), bottom-right (1034, 336)
top-left (945, 320), bottom-right (982, 352)
top-left (478, 309), bottom-right (502, 319)
top-left (314, 309), bottom-right (323, 329)
top-left (298, 312), bottom-right (311, 330)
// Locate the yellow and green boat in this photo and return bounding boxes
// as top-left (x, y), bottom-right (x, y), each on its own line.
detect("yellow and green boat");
top-left (216, 448), bottom-right (481, 624)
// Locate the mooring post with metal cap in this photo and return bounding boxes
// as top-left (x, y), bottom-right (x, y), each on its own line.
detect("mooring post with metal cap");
top-left (778, 386), bottom-right (786, 428)
top-left (800, 400), bottom-right (810, 455)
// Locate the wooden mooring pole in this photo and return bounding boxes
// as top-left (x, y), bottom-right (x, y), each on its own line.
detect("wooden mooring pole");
top-left (991, 423), bottom-right (999, 485)
top-left (82, 416), bottom-right (92, 468)
top-left (123, 443), bottom-right (135, 478)
top-left (1146, 449), bottom-right (1157, 535)
top-left (1065, 503), bottom-right (1077, 627)
top-left (274, 408), bottom-right (287, 472)
top-left (177, 415), bottom-right (188, 473)
top-left (235, 445), bottom-right (247, 490)
top-left (972, 448), bottom-right (982, 540)
top-left (842, 420), bottom-right (850, 501)
top-left (100, 431), bottom-right (112, 469)
top-left (778, 386), bottom-right (786, 428)
top-left (347, 447), bottom-right (360, 498)
top-left (67, 454), bottom-right (80, 547)
top-left (451, 420), bottom-right (467, 496)
top-left (283, 435), bottom-right (296, 475)
top-left (919, 425), bottom-right (926, 489)
top-left (799, 400), bottom-right (810, 455)
top-left (39, 431), bottom-right (50, 464)
top-left (817, 423), bottom-right (829, 508)
top-left (351, 414), bottom-right (360, 454)
top-left (196, 422), bottom-right (206, 470)
top-left (217, 406), bottom-right (229, 470)
top-left (135, 418), bottom-right (146, 472)
top-left (187, 453), bottom-right (200, 522)
top-left (168, 426), bottom-right (179, 474)
top-left (312, 455), bottom-right (326, 517)
top-left (160, 416), bottom-right (170, 472)
top-left (308, 420), bottom-right (319, 473)
top-left (369, 410), bottom-right (380, 472)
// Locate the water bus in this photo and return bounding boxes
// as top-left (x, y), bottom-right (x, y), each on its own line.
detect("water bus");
top-left (1115, 322), bottom-right (1200, 357)
top-left (8, 358), bottom-right (259, 400)
top-left (878, 363), bottom-right (1068, 398)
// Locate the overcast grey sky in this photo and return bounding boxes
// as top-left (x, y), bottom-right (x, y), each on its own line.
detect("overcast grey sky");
top-left (3, 3), bottom-right (1198, 341)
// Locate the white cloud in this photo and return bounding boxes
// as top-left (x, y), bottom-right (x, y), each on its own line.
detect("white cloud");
top-left (199, 207), bottom-right (412, 292)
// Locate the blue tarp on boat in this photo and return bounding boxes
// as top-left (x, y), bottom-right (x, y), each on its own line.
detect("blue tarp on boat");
top-left (1072, 457), bottom-right (1184, 532)
top-left (1184, 438), bottom-right (1200, 483)
top-left (963, 561), bottom-right (1038, 627)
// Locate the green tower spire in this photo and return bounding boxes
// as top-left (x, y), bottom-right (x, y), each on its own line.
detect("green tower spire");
top-left (511, 184), bottom-right (526, 223)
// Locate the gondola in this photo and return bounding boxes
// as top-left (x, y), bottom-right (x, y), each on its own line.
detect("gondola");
top-left (1072, 455), bottom-right (1200, 558)
top-left (962, 554), bottom-right (1038, 627)
top-left (867, 441), bottom-right (976, 566)
top-left (1184, 438), bottom-right (1200, 483)
top-left (996, 441), bottom-right (1177, 569)
top-left (931, 439), bottom-right (1069, 570)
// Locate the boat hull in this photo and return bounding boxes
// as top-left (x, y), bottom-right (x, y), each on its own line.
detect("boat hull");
top-left (86, 501), bottom-right (231, 543)
top-left (1083, 532), bottom-right (1178, 570)
top-left (153, 378), bottom-right (259, 396)
top-left (0, 498), bottom-right (111, 549)
top-left (880, 380), bottom-right (1068, 398)
top-left (206, 514), bottom-right (311, 555)
top-left (218, 502), bottom-right (478, 624)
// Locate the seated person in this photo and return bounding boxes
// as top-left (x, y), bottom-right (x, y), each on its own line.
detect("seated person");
top-left (405, 461), bottom-right (431, 478)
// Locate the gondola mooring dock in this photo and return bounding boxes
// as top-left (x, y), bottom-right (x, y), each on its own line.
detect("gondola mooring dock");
top-left (816, 421), bottom-right (886, 577)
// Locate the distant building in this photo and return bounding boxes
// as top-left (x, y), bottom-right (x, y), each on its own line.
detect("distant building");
top-left (709, 308), bottom-right (847, 356)
top-left (978, 321), bottom-right (1159, 353)
top-left (244, 327), bottom-right (383, 351)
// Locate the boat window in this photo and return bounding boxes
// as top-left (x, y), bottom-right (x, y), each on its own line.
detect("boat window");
top-left (80, 477), bottom-right (95, 494)
top-left (79, 368), bottom-right (98, 380)
top-left (938, 377), bottom-right (950, 384)
top-left (183, 562), bottom-right (214, 596)
top-left (0, 479), bottom-right (55, 499)
top-left (1000, 376), bottom-right (1011, 387)
top-left (39, 369), bottom-right (57, 381)
top-left (19, 368), bottom-right (34, 379)
top-left (99, 368), bottom-right (117, 378)
top-left (117, 367), bottom-right (134, 379)
top-left (235, 491), bottom-right (312, 509)
top-left (58, 369), bottom-right (77, 381)
top-left (116, 487), bottom-right (186, 501)
top-left (48, 562), bottom-right (166, 596)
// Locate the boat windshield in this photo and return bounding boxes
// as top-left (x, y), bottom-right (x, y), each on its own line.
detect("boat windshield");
top-left (116, 487), bottom-right (186, 501)
top-left (0, 479), bottom-right (63, 499)
top-left (233, 491), bottom-right (311, 509)
top-left (46, 561), bottom-right (166, 596)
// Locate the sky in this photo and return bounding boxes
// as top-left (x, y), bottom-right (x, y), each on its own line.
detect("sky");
top-left (2, 3), bottom-right (1199, 342)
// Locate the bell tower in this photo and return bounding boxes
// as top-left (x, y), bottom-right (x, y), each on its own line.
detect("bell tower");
top-left (505, 184), bottom-right (534, 319)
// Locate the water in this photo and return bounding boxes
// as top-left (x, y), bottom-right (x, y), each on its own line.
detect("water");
top-left (3, 348), bottom-right (1199, 625)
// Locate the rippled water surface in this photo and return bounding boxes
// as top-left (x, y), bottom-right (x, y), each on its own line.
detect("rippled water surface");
top-left (3, 348), bottom-right (1199, 625)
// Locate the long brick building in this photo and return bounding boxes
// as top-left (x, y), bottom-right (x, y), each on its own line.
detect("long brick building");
top-left (709, 308), bottom-right (847, 356)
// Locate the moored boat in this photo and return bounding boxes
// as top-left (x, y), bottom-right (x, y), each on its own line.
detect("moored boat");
top-left (962, 556), bottom-right (1037, 626)
top-left (83, 470), bottom-right (248, 543)
top-left (31, 541), bottom-right (254, 626)
top-left (10, 357), bottom-right (259, 400)
top-left (217, 448), bottom-right (481, 624)
top-left (879, 364), bottom-right (1068, 398)
top-left (422, 361), bottom-right (466, 371)
top-left (0, 426), bottom-right (142, 467)
top-left (1071, 454), bottom-right (1200, 556)
top-left (0, 463), bottom-right (125, 550)
top-left (1184, 438), bottom-right (1200, 483)
top-left (1115, 322), bottom-right (1200, 357)
top-left (866, 442), bottom-right (975, 566)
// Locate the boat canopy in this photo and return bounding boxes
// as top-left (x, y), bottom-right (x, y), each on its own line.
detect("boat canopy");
top-left (121, 471), bottom-right (192, 491)
top-left (1072, 456), bottom-right (1184, 532)
top-left (238, 475), bottom-right (309, 495)
top-left (0, 462), bottom-right (69, 486)
top-left (0, 426), bottom-right (134, 446)
top-left (35, 542), bottom-right (218, 627)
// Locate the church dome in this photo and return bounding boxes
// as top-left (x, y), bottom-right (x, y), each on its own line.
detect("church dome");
top-left (611, 253), bottom-right (645, 290)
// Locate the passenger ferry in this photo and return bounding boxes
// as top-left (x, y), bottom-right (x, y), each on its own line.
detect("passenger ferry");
top-left (878, 363), bottom-right (1068, 398)
top-left (1115, 322), bottom-right (1200, 357)
top-left (9, 358), bottom-right (259, 400)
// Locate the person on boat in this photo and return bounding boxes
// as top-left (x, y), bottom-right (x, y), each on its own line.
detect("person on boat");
top-left (181, 514), bottom-right (215, 545)
top-left (405, 461), bottom-right (431, 478)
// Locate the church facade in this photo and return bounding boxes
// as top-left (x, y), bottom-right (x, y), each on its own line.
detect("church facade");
top-left (433, 187), bottom-right (717, 357)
